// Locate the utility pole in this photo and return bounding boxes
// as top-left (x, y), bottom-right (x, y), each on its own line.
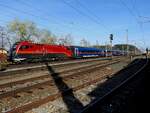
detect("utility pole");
top-left (134, 42), bottom-right (136, 55)
top-left (0, 27), bottom-right (4, 54)
top-left (105, 42), bottom-right (107, 57)
top-left (6, 36), bottom-right (11, 51)
top-left (126, 29), bottom-right (129, 56)
top-left (146, 48), bottom-right (148, 58)
top-left (122, 44), bottom-right (124, 56)
top-left (2, 33), bottom-right (4, 54)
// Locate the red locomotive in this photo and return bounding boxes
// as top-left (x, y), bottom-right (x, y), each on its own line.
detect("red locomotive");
top-left (9, 41), bottom-right (73, 62)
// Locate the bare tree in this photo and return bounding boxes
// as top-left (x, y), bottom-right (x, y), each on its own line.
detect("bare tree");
top-left (40, 29), bottom-right (57, 44)
top-left (7, 19), bottom-right (38, 41)
top-left (58, 34), bottom-right (74, 46)
top-left (80, 38), bottom-right (90, 47)
top-left (0, 26), bottom-right (11, 50)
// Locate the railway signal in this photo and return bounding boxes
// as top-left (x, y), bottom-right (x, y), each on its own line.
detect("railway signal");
top-left (109, 34), bottom-right (113, 57)
top-left (146, 48), bottom-right (149, 58)
top-left (110, 34), bottom-right (113, 41)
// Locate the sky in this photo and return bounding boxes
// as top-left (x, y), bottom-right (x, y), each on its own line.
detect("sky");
top-left (0, 0), bottom-right (150, 50)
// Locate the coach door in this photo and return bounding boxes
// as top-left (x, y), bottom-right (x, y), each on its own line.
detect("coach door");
top-left (75, 48), bottom-right (79, 57)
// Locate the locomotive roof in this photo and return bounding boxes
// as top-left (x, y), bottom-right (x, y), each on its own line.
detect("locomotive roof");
top-left (14, 41), bottom-right (63, 46)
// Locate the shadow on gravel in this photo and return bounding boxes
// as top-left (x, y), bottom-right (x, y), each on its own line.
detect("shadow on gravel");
top-left (81, 58), bottom-right (149, 113)
top-left (45, 62), bottom-right (84, 113)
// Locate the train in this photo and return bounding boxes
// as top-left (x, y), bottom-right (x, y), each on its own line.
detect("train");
top-left (9, 41), bottom-right (125, 62)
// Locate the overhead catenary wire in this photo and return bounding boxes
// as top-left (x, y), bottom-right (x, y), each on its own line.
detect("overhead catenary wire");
top-left (14, 0), bottom-right (70, 27)
top-left (0, 2), bottom-right (53, 23)
top-left (14, 0), bottom-right (114, 42)
top-left (131, 0), bottom-right (141, 17)
top-left (14, 0), bottom-right (95, 33)
top-left (139, 16), bottom-right (150, 23)
top-left (119, 0), bottom-right (146, 48)
top-left (75, 0), bottom-right (112, 33)
top-left (0, 3), bottom-right (64, 43)
top-left (0, 11), bottom-right (56, 32)
top-left (0, 1), bottom-right (99, 46)
top-left (0, 1), bottom-right (87, 38)
top-left (60, 0), bottom-right (110, 34)
top-left (139, 16), bottom-right (150, 19)
top-left (119, 0), bottom-right (140, 23)
top-left (130, 0), bottom-right (146, 47)
top-left (0, 1), bottom-right (78, 31)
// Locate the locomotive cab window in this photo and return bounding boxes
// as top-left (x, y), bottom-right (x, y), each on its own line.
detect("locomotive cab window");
top-left (66, 47), bottom-right (71, 51)
top-left (19, 45), bottom-right (29, 50)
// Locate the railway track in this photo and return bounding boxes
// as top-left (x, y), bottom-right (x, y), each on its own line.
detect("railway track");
top-left (0, 59), bottom-right (118, 88)
top-left (0, 59), bottom-right (120, 98)
top-left (80, 58), bottom-right (149, 113)
top-left (6, 57), bottom-right (114, 70)
top-left (0, 57), bottom-right (113, 76)
top-left (7, 57), bottom-right (113, 69)
top-left (0, 57), bottom-right (121, 83)
top-left (0, 58), bottom-right (129, 113)
top-left (23, 58), bottom-right (144, 113)
top-left (7, 55), bottom-right (129, 71)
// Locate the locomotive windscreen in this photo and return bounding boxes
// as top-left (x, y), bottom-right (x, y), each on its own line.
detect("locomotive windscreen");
top-left (9, 42), bottom-right (19, 61)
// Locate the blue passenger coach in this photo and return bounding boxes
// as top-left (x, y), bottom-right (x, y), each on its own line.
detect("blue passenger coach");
top-left (69, 46), bottom-right (105, 58)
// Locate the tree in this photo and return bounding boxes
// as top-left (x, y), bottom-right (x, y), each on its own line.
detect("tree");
top-left (40, 29), bottom-right (57, 44)
top-left (0, 26), bottom-right (11, 50)
top-left (80, 38), bottom-right (90, 47)
top-left (58, 34), bottom-right (74, 46)
top-left (7, 19), bottom-right (38, 41)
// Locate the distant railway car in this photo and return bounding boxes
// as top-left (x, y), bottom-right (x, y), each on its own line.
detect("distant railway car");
top-left (112, 50), bottom-right (123, 56)
top-left (104, 50), bottom-right (112, 57)
top-left (9, 41), bottom-right (73, 62)
top-left (105, 50), bottom-right (127, 56)
top-left (69, 46), bottom-right (105, 58)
